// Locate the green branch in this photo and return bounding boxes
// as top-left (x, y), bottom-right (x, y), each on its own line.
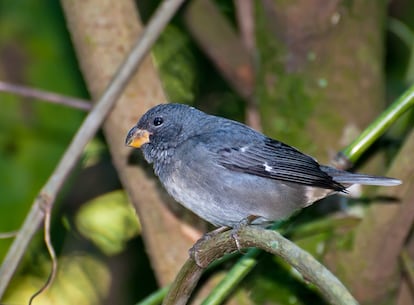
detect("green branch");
top-left (340, 84), bottom-right (414, 163)
top-left (163, 227), bottom-right (358, 305)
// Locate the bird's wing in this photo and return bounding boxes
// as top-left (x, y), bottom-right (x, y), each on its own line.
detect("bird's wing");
top-left (215, 137), bottom-right (345, 191)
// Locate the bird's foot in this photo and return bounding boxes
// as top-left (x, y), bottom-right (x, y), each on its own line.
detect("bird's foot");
top-left (231, 215), bottom-right (259, 252)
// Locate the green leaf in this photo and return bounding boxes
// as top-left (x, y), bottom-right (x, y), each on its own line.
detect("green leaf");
top-left (75, 190), bottom-right (140, 255)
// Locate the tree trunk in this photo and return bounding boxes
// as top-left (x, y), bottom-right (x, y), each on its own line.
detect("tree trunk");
top-left (256, 0), bottom-right (386, 162)
top-left (60, 0), bottom-right (195, 285)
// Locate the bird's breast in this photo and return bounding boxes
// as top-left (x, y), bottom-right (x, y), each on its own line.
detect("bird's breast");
top-left (157, 156), bottom-right (309, 227)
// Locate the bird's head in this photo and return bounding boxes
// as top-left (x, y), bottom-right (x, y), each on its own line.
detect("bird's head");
top-left (125, 103), bottom-right (206, 162)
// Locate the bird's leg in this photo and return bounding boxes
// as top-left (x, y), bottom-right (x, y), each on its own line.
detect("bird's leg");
top-left (205, 225), bottom-right (232, 238)
top-left (231, 215), bottom-right (259, 252)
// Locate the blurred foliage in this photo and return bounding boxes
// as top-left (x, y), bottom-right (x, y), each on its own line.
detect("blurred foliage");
top-left (152, 25), bottom-right (199, 104)
top-left (248, 254), bottom-right (327, 305)
top-left (0, 0), bottom-right (413, 305)
top-left (76, 190), bottom-right (140, 256)
top-left (0, 1), bottom-right (86, 258)
top-left (3, 254), bottom-right (110, 305)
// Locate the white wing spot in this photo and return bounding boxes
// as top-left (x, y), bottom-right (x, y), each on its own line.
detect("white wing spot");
top-left (240, 146), bottom-right (248, 153)
top-left (263, 162), bottom-right (272, 172)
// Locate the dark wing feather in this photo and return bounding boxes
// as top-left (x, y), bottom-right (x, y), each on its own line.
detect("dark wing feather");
top-left (217, 138), bottom-right (345, 191)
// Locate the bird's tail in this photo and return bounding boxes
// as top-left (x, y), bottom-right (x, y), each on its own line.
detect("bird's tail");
top-left (320, 166), bottom-right (402, 186)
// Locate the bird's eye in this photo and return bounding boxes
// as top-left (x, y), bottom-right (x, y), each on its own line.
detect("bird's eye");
top-left (153, 117), bottom-right (164, 126)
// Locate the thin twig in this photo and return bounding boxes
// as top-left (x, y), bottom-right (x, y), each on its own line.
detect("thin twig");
top-left (163, 227), bottom-right (359, 305)
top-left (400, 249), bottom-right (414, 289)
top-left (0, 231), bottom-right (18, 239)
top-left (0, 0), bottom-right (185, 298)
top-left (28, 203), bottom-right (57, 305)
top-left (388, 18), bottom-right (414, 48)
top-left (387, 18), bottom-right (414, 85)
top-left (0, 81), bottom-right (91, 111)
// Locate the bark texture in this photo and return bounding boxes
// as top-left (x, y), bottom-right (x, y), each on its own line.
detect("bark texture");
top-left (256, 0), bottom-right (386, 162)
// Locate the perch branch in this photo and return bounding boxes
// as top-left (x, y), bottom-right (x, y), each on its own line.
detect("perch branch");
top-left (163, 227), bottom-right (358, 305)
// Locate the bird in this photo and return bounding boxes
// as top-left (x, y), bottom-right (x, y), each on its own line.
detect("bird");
top-left (125, 103), bottom-right (401, 228)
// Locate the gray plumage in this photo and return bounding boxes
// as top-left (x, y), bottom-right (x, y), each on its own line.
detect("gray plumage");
top-left (126, 103), bottom-right (401, 227)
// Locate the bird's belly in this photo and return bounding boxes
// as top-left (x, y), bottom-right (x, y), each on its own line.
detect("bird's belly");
top-left (162, 162), bottom-right (307, 227)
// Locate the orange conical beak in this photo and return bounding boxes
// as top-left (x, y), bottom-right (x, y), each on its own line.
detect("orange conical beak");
top-left (125, 126), bottom-right (151, 148)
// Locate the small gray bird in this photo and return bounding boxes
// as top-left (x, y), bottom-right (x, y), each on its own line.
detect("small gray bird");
top-left (126, 103), bottom-right (401, 228)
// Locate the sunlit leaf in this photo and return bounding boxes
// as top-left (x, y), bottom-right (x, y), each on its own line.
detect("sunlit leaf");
top-left (75, 190), bottom-right (141, 255)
